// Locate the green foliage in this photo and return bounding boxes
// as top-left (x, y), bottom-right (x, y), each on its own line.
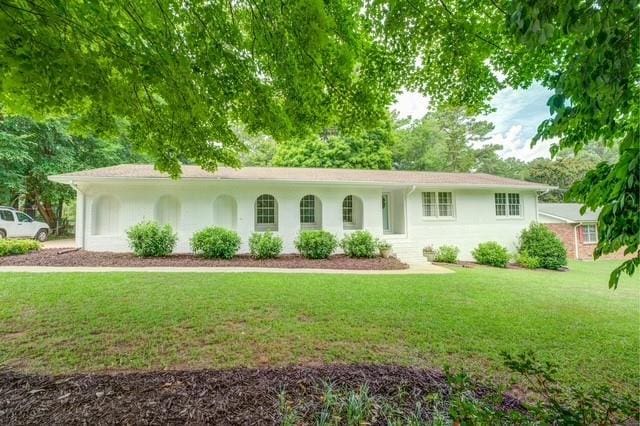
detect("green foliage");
top-left (294, 230), bottom-right (338, 259)
top-left (0, 115), bottom-right (141, 230)
top-left (515, 251), bottom-right (541, 270)
top-left (518, 223), bottom-right (567, 270)
top-left (393, 107), bottom-right (493, 172)
top-left (273, 123), bottom-right (394, 169)
top-left (340, 230), bottom-right (377, 258)
top-left (434, 245), bottom-right (459, 264)
top-left (0, 1), bottom-right (394, 177)
top-left (191, 227), bottom-right (241, 259)
top-left (0, 239), bottom-right (41, 256)
top-left (126, 221), bottom-right (177, 257)
top-left (501, 351), bottom-right (638, 425)
top-left (472, 242), bottom-right (509, 268)
top-left (527, 156), bottom-right (599, 202)
top-left (377, 240), bottom-right (392, 251)
top-left (248, 232), bottom-right (283, 259)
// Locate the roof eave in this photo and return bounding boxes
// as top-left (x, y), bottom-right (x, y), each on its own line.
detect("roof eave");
top-left (48, 175), bottom-right (551, 191)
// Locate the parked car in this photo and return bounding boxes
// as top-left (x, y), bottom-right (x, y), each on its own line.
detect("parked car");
top-left (0, 206), bottom-right (50, 241)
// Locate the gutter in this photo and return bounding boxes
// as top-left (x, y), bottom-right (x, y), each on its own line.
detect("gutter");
top-left (573, 224), bottom-right (580, 260)
top-left (404, 185), bottom-right (416, 239)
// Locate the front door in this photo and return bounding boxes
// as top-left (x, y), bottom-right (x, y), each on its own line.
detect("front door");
top-left (382, 193), bottom-right (391, 233)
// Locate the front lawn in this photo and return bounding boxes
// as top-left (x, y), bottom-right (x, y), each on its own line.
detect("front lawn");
top-left (0, 261), bottom-right (637, 392)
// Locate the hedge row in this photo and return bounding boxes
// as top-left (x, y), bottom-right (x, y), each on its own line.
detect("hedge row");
top-left (126, 222), bottom-right (392, 260)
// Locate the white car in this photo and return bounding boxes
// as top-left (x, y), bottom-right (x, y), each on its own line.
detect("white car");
top-left (0, 207), bottom-right (50, 241)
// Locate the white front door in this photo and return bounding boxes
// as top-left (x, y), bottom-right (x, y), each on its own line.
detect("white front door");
top-left (382, 193), bottom-right (391, 233)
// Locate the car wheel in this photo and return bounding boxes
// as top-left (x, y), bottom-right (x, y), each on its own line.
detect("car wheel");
top-left (35, 229), bottom-right (48, 242)
top-left (0, 229), bottom-right (5, 239)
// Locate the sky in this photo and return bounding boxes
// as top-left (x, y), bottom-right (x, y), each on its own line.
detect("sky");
top-left (391, 83), bottom-right (555, 162)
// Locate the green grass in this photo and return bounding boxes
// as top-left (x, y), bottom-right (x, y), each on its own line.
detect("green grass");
top-left (0, 261), bottom-right (638, 392)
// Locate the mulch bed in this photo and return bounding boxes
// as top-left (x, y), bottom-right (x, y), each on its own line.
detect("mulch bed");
top-left (0, 249), bottom-right (408, 270)
top-left (0, 365), bottom-right (521, 425)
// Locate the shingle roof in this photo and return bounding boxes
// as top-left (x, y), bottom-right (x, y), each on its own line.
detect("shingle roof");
top-left (49, 164), bottom-right (551, 189)
top-left (538, 203), bottom-right (599, 222)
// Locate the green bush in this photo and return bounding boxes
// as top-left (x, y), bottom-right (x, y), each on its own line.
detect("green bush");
top-left (126, 221), bottom-right (177, 257)
top-left (515, 250), bottom-right (541, 269)
top-left (191, 227), bottom-right (241, 259)
top-left (518, 223), bottom-right (567, 270)
top-left (0, 239), bottom-right (41, 256)
top-left (294, 230), bottom-right (338, 259)
top-left (249, 232), bottom-right (283, 259)
top-left (434, 245), bottom-right (459, 263)
top-left (472, 241), bottom-right (510, 268)
top-left (341, 230), bottom-right (377, 258)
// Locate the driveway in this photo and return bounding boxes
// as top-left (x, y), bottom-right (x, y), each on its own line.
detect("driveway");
top-left (42, 239), bottom-right (76, 249)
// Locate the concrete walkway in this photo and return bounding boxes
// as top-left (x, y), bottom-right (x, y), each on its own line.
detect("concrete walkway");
top-left (0, 262), bottom-right (453, 274)
top-left (42, 239), bottom-right (76, 249)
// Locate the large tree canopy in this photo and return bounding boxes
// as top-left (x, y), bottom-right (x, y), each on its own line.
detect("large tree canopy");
top-left (1, 0), bottom-right (637, 284)
top-left (0, 0), bottom-right (396, 176)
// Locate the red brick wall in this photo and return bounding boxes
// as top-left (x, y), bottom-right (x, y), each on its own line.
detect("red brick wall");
top-left (543, 223), bottom-right (631, 260)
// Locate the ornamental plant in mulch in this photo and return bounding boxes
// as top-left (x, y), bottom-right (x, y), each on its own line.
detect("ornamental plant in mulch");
top-left (0, 239), bottom-right (41, 256)
top-left (434, 245), bottom-right (459, 264)
top-left (126, 221), bottom-right (177, 257)
top-left (340, 230), bottom-right (377, 258)
top-left (191, 227), bottom-right (241, 259)
top-left (294, 230), bottom-right (338, 259)
top-left (249, 232), bottom-right (283, 259)
top-left (472, 241), bottom-right (510, 268)
top-left (518, 223), bottom-right (567, 270)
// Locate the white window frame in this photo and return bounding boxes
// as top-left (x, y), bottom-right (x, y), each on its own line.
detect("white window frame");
top-left (300, 195), bottom-right (316, 225)
top-left (495, 192), bottom-right (522, 218)
top-left (255, 194), bottom-right (278, 231)
top-left (342, 195), bottom-right (353, 225)
top-left (422, 191), bottom-right (455, 219)
top-left (582, 223), bottom-right (597, 244)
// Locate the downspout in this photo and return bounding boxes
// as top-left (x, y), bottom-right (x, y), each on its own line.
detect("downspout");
top-left (405, 185), bottom-right (416, 239)
top-left (573, 223), bottom-right (580, 260)
top-left (69, 182), bottom-right (85, 249)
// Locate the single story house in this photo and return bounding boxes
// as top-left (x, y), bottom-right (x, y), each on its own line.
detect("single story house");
top-left (49, 165), bottom-right (551, 263)
top-left (538, 203), bottom-right (601, 260)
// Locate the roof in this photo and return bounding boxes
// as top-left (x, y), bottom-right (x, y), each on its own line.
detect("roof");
top-left (49, 164), bottom-right (552, 190)
top-left (538, 203), bottom-right (599, 222)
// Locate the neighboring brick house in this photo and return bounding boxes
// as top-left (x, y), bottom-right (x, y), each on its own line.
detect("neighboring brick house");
top-left (538, 203), bottom-right (627, 260)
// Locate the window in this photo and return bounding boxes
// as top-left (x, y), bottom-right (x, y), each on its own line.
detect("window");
top-left (422, 192), bottom-right (454, 218)
top-left (0, 210), bottom-right (14, 221)
top-left (154, 195), bottom-right (180, 229)
top-left (583, 224), bottom-right (597, 244)
top-left (495, 193), bottom-right (521, 217)
top-left (342, 195), bottom-right (353, 224)
top-left (300, 195), bottom-right (316, 224)
top-left (16, 212), bottom-right (33, 223)
top-left (92, 195), bottom-right (119, 235)
top-left (255, 194), bottom-right (277, 231)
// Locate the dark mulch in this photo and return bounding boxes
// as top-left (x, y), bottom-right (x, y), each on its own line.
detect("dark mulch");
top-left (0, 249), bottom-right (408, 270)
top-left (0, 365), bottom-right (521, 425)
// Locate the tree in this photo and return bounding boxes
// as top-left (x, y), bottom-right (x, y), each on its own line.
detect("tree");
top-left (273, 125), bottom-right (394, 169)
top-left (527, 157), bottom-right (599, 202)
top-left (393, 107), bottom-right (494, 172)
top-left (0, 115), bottom-right (142, 231)
top-left (474, 145), bottom-right (529, 180)
top-left (0, 0), bottom-right (395, 177)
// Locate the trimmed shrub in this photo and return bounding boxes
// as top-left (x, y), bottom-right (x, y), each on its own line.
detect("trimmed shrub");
top-left (295, 230), bottom-right (338, 259)
top-left (515, 250), bottom-right (541, 269)
top-left (518, 223), bottom-right (567, 270)
top-left (434, 245), bottom-right (459, 263)
top-left (191, 227), bottom-right (241, 259)
top-left (126, 221), bottom-right (177, 257)
top-left (341, 230), bottom-right (377, 258)
top-left (0, 239), bottom-right (41, 256)
top-left (249, 232), bottom-right (283, 259)
top-left (472, 241), bottom-right (510, 268)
